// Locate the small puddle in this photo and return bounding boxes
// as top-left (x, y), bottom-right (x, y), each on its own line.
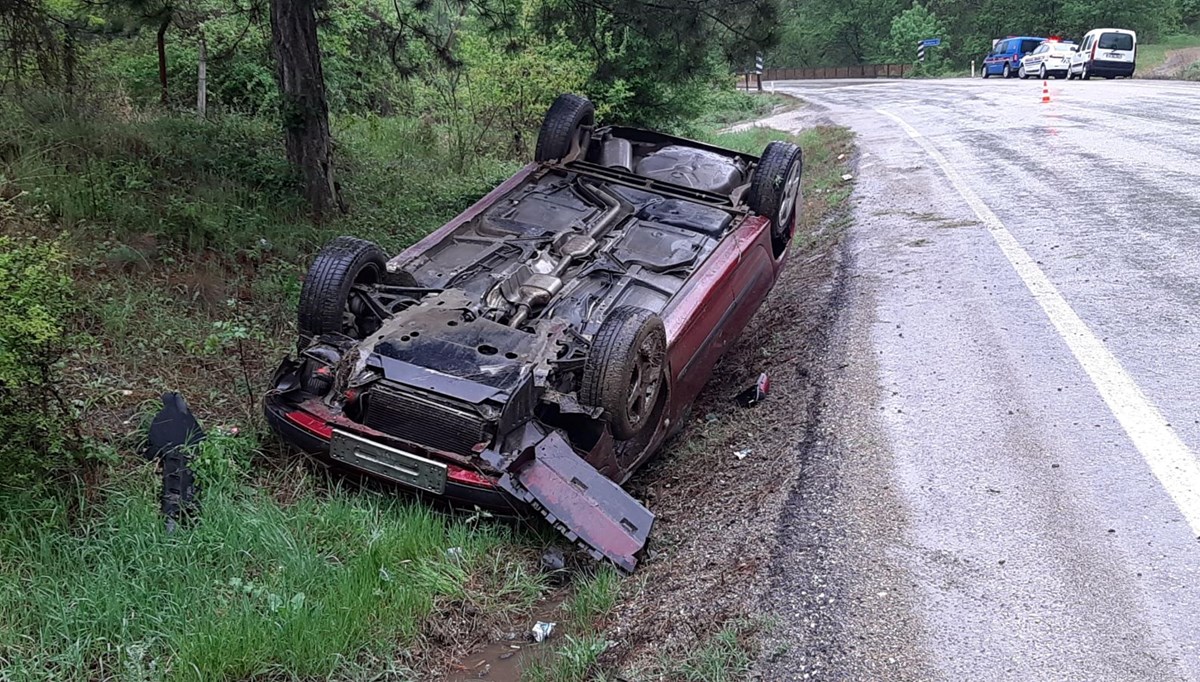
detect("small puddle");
top-left (445, 590), bottom-right (569, 681)
top-left (447, 637), bottom-right (540, 681)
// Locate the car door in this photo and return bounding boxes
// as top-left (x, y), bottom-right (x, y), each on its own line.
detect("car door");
top-left (1073, 35), bottom-right (1093, 71)
top-left (1028, 44), bottom-right (1046, 70)
top-left (1097, 31), bottom-right (1135, 64)
top-left (987, 40), bottom-right (1006, 72)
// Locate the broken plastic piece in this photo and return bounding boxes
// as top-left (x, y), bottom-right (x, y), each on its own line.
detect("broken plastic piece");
top-left (490, 431), bottom-right (653, 573)
top-left (146, 392), bottom-right (204, 533)
top-left (735, 372), bottom-right (771, 408)
top-left (733, 448), bottom-right (753, 460)
top-left (532, 621), bottom-right (556, 643)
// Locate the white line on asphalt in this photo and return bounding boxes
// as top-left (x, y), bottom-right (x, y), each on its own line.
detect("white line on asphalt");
top-left (876, 106), bottom-right (1200, 537)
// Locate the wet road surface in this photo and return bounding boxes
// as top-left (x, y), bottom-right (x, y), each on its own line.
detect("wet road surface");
top-left (761, 78), bottom-right (1200, 680)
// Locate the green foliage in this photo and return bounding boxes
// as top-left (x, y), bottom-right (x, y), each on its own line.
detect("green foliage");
top-left (0, 230), bottom-right (80, 485)
top-left (771, 0), bottom-right (1193, 68)
top-left (885, 3), bottom-right (948, 64)
top-left (563, 565), bottom-right (622, 628)
top-left (521, 635), bottom-right (610, 682)
top-left (0, 449), bottom-right (548, 679)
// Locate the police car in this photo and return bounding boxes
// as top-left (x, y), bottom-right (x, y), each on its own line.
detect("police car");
top-left (982, 36), bottom-right (1045, 79)
top-left (1019, 39), bottom-right (1078, 79)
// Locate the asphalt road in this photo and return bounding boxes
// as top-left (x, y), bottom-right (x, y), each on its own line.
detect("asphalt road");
top-left (760, 78), bottom-right (1200, 681)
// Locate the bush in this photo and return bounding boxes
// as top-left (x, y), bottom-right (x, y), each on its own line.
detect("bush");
top-left (0, 231), bottom-right (80, 485)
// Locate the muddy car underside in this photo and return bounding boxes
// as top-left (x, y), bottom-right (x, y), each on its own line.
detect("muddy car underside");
top-left (267, 95), bottom-right (803, 571)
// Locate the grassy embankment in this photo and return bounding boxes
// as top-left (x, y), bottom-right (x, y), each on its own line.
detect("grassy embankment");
top-left (0, 91), bottom-right (852, 680)
top-left (1135, 33), bottom-right (1200, 77)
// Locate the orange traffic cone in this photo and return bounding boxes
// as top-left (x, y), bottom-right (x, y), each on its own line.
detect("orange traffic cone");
top-left (1041, 80), bottom-right (1051, 103)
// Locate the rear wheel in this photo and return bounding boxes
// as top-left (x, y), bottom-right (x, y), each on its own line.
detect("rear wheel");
top-left (1039, 65), bottom-right (1047, 80)
top-left (748, 141), bottom-right (804, 256)
top-left (1082, 64), bottom-right (1091, 80)
top-left (1003, 63), bottom-right (1012, 78)
top-left (580, 306), bottom-right (667, 440)
top-left (297, 236), bottom-right (387, 342)
top-left (982, 65), bottom-right (991, 79)
top-left (535, 94), bottom-right (595, 163)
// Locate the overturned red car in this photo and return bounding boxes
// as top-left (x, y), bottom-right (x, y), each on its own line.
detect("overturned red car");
top-left (265, 94), bottom-right (803, 571)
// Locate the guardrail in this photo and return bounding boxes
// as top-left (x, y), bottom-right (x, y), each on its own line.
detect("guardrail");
top-left (762, 64), bottom-right (912, 80)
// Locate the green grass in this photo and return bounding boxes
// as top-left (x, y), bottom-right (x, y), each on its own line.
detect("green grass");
top-left (562, 566), bottom-right (622, 629)
top-left (521, 635), bottom-right (610, 682)
top-left (0, 91), bottom-right (854, 682)
top-left (656, 622), bottom-right (755, 682)
top-left (0, 435), bottom-right (547, 681)
top-left (1135, 34), bottom-right (1200, 75)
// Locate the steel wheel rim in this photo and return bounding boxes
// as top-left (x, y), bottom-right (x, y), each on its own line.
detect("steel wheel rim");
top-left (626, 332), bottom-right (665, 427)
top-left (778, 161), bottom-right (803, 233)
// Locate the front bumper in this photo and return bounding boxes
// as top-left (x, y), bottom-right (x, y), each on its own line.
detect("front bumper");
top-left (264, 395), bottom-right (517, 511)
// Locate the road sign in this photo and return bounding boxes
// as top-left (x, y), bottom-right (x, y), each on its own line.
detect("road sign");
top-left (917, 45), bottom-right (926, 62)
top-left (920, 38), bottom-right (942, 47)
top-left (755, 53), bottom-right (763, 74)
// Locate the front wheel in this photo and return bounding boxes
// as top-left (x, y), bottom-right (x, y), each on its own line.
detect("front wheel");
top-left (297, 236), bottom-right (388, 342)
top-left (1019, 65), bottom-right (1028, 79)
top-left (1039, 65), bottom-right (1047, 80)
top-left (580, 306), bottom-right (667, 440)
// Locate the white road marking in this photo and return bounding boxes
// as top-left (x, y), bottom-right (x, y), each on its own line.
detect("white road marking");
top-left (876, 106), bottom-right (1200, 537)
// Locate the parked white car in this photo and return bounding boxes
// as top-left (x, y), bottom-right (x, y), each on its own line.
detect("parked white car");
top-left (1020, 40), bottom-right (1078, 79)
top-left (1067, 29), bottom-right (1137, 80)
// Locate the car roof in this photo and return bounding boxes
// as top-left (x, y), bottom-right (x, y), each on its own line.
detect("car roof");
top-left (1087, 28), bottom-right (1136, 35)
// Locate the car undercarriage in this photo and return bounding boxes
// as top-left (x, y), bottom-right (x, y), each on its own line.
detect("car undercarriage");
top-left (266, 94), bottom-right (804, 571)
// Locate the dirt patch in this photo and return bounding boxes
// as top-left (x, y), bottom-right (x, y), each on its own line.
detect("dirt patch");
top-left (1143, 46), bottom-right (1200, 78)
top-left (601, 125), bottom-right (856, 676)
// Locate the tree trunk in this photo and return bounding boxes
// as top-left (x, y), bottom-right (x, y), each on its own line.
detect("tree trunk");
top-left (156, 14), bottom-right (170, 106)
top-left (64, 28), bottom-right (76, 99)
top-left (269, 0), bottom-right (343, 217)
top-left (196, 24), bottom-right (207, 118)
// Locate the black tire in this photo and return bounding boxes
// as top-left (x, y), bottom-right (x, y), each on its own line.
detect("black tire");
top-left (1003, 63), bottom-right (1011, 78)
top-left (1039, 65), bottom-right (1047, 80)
top-left (748, 141), bottom-right (804, 256)
top-left (982, 66), bottom-right (991, 79)
top-left (580, 306), bottom-right (667, 440)
top-left (1082, 64), bottom-right (1091, 80)
top-left (534, 94), bottom-right (595, 163)
top-left (297, 236), bottom-right (387, 341)
top-left (1019, 65), bottom-right (1028, 79)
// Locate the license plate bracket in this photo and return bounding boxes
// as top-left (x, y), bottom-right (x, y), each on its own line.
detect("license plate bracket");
top-left (330, 430), bottom-right (448, 494)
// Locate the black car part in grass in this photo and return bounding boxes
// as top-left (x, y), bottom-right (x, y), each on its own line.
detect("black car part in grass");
top-left (145, 392), bottom-right (204, 533)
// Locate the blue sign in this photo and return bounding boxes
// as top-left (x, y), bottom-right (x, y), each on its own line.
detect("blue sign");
top-left (920, 38), bottom-right (942, 47)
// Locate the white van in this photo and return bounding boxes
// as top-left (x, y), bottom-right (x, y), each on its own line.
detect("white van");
top-left (1067, 28), bottom-right (1137, 79)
